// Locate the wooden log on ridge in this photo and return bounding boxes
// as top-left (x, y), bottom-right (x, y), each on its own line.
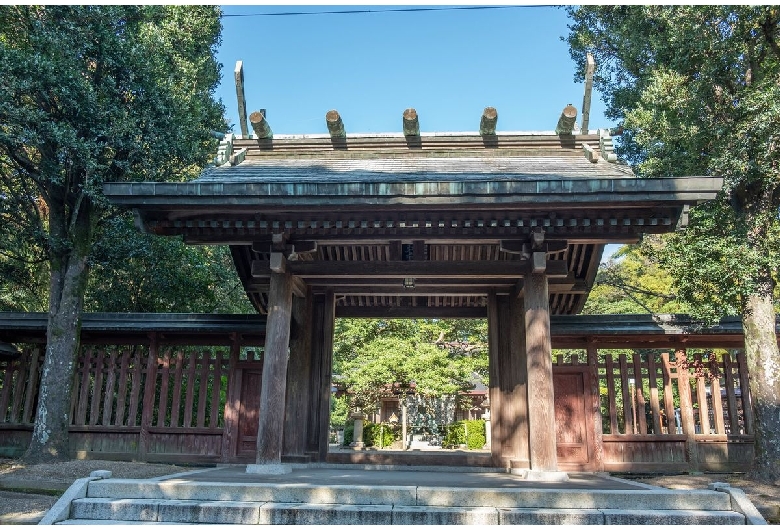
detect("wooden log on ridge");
top-left (581, 53), bottom-right (595, 134)
top-left (480, 107), bottom-right (498, 136)
top-left (249, 110), bottom-right (273, 139)
top-left (403, 108), bottom-right (420, 136)
top-left (326, 109), bottom-right (346, 138)
top-left (555, 104), bottom-right (577, 135)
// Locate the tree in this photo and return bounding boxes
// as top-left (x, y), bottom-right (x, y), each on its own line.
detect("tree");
top-left (0, 5), bottom-right (225, 462)
top-left (333, 318), bottom-right (488, 411)
top-left (567, 5), bottom-right (780, 480)
top-left (583, 237), bottom-right (684, 315)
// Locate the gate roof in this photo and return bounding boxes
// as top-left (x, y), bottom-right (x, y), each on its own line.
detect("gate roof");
top-left (103, 131), bottom-right (722, 317)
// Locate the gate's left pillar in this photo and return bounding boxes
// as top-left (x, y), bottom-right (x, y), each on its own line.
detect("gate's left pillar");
top-left (248, 261), bottom-right (294, 475)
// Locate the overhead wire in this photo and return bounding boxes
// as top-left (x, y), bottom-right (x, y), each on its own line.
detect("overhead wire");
top-left (221, 5), bottom-right (549, 18)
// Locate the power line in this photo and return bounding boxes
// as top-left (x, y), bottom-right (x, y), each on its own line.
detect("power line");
top-left (221, 5), bottom-right (549, 18)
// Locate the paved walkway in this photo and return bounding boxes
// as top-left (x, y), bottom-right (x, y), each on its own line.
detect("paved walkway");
top-left (157, 466), bottom-right (652, 491)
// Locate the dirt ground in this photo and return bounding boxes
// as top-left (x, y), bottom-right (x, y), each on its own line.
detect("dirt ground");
top-left (0, 459), bottom-right (778, 524)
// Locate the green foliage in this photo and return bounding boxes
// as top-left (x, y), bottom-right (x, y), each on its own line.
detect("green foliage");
top-left (342, 421), bottom-right (354, 446)
top-left (333, 318), bottom-right (488, 411)
top-left (443, 419), bottom-right (486, 449)
top-left (584, 238), bottom-right (685, 315)
top-left (329, 394), bottom-right (350, 430)
top-left (566, 5), bottom-right (780, 322)
top-left (362, 421), bottom-right (398, 448)
top-left (86, 215), bottom-right (253, 313)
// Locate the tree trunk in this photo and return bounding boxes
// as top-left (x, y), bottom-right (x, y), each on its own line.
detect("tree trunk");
top-left (24, 197), bottom-right (93, 463)
top-left (742, 271), bottom-right (780, 482)
top-left (741, 185), bottom-right (780, 483)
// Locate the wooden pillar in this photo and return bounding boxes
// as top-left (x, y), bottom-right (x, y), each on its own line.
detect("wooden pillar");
top-left (306, 290), bottom-right (335, 462)
top-left (525, 271), bottom-right (559, 472)
top-left (283, 292), bottom-right (313, 461)
top-left (487, 292), bottom-right (529, 468)
top-left (248, 269), bottom-right (293, 474)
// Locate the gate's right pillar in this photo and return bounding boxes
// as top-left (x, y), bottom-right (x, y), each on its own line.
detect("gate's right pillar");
top-left (525, 267), bottom-right (560, 473)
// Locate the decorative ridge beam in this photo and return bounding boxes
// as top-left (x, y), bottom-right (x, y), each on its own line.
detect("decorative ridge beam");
top-left (326, 110), bottom-right (346, 138)
top-left (480, 107), bottom-right (498, 136)
top-left (250, 109), bottom-right (273, 140)
top-left (555, 104), bottom-right (578, 135)
top-left (234, 60), bottom-right (249, 137)
top-left (403, 108), bottom-right (420, 137)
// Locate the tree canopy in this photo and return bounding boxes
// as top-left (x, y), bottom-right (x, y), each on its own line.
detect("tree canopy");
top-left (567, 5), bottom-right (780, 481)
top-left (0, 5), bottom-right (226, 462)
top-left (333, 318), bottom-right (488, 412)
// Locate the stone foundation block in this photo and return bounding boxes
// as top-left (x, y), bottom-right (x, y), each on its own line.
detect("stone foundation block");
top-left (602, 509), bottom-right (746, 525)
top-left (392, 505), bottom-right (498, 525)
top-left (259, 502), bottom-right (393, 525)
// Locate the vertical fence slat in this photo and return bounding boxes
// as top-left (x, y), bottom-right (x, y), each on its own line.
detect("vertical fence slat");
top-left (694, 352), bottom-right (711, 436)
top-left (619, 354), bottom-right (633, 434)
top-left (22, 349), bottom-right (41, 424)
top-left (10, 359), bottom-right (27, 423)
top-left (737, 352), bottom-right (754, 434)
top-left (661, 352), bottom-right (676, 434)
top-left (140, 335), bottom-right (160, 460)
top-left (102, 348), bottom-right (119, 426)
top-left (184, 351), bottom-right (198, 428)
top-left (170, 350), bottom-right (185, 428)
top-left (115, 348), bottom-right (131, 427)
top-left (89, 349), bottom-right (105, 425)
top-left (632, 353), bottom-right (647, 435)
top-left (646, 353), bottom-right (662, 435)
top-left (157, 349), bottom-right (172, 428)
top-left (127, 347), bottom-right (144, 427)
top-left (723, 353), bottom-right (740, 434)
top-left (76, 348), bottom-right (93, 425)
top-left (196, 350), bottom-right (211, 428)
top-left (676, 348), bottom-right (699, 470)
top-left (210, 350), bottom-right (222, 428)
top-left (0, 359), bottom-right (16, 422)
top-left (605, 354), bottom-right (618, 434)
top-left (710, 352), bottom-right (725, 435)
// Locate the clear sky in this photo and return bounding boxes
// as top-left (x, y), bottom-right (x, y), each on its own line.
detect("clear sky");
top-left (214, 5), bottom-right (611, 136)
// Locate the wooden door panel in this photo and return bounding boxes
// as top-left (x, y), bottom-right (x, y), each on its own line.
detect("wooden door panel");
top-left (553, 370), bottom-right (592, 466)
top-left (237, 369), bottom-right (262, 457)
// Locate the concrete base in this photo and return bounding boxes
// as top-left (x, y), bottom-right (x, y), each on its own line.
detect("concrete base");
top-left (246, 464), bottom-right (292, 475)
top-left (524, 470), bottom-right (570, 483)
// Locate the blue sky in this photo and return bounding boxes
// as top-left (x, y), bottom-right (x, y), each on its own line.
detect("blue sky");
top-left (214, 5), bottom-right (611, 136)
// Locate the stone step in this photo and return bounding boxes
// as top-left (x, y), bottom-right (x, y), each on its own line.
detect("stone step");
top-left (66, 498), bottom-right (746, 525)
top-left (87, 479), bottom-right (735, 511)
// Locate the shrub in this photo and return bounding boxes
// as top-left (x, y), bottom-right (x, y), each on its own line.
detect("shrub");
top-left (443, 420), bottom-right (486, 449)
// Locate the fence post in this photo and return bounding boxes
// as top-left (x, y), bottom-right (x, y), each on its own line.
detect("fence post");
top-left (587, 344), bottom-right (604, 471)
top-left (139, 333), bottom-right (159, 462)
top-left (675, 348), bottom-right (699, 471)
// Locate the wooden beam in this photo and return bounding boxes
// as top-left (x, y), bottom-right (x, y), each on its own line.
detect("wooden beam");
top-left (555, 104), bottom-right (577, 135)
top-left (234, 61), bottom-right (249, 137)
top-left (402, 108), bottom-right (420, 136)
top-left (500, 239), bottom-right (568, 256)
top-left (581, 53), bottom-right (595, 135)
top-left (326, 110), bottom-right (346, 138)
top-left (249, 109), bottom-right (273, 139)
top-left (335, 305), bottom-right (487, 319)
top-left (480, 107), bottom-right (498, 136)
top-left (251, 259), bottom-right (569, 279)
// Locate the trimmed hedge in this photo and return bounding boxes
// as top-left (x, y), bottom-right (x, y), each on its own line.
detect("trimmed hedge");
top-left (444, 419), bottom-right (486, 449)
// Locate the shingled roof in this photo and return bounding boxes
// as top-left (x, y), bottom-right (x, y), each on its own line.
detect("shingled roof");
top-left (104, 129), bottom-right (722, 317)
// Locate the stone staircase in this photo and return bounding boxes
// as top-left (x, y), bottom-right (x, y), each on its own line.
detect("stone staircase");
top-left (43, 468), bottom-right (760, 525)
